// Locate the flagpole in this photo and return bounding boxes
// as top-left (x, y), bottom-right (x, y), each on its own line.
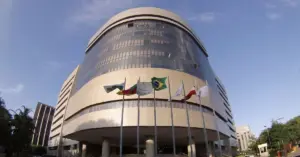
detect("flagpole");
top-left (167, 76), bottom-right (176, 156)
top-left (206, 80), bottom-right (222, 157)
top-left (181, 80), bottom-right (194, 157)
top-left (197, 90), bottom-right (209, 157)
top-left (153, 89), bottom-right (157, 156)
top-left (119, 77), bottom-right (126, 157)
top-left (137, 77), bottom-right (140, 155)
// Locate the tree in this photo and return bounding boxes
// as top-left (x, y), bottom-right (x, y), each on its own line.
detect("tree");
top-left (0, 96), bottom-right (12, 154)
top-left (11, 106), bottom-right (35, 156)
top-left (248, 136), bottom-right (259, 155)
top-left (257, 116), bottom-right (300, 156)
top-left (285, 116), bottom-right (300, 144)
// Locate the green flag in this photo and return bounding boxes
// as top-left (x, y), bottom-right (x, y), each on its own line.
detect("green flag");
top-left (151, 77), bottom-right (167, 91)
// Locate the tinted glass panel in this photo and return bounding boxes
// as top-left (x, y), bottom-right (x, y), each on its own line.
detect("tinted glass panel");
top-left (74, 20), bottom-right (206, 92)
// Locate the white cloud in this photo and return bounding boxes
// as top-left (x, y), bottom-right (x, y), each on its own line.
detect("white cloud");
top-left (281, 0), bottom-right (299, 7)
top-left (188, 12), bottom-right (216, 23)
top-left (265, 3), bottom-right (277, 8)
top-left (46, 61), bottom-right (62, 69)
top-left (68, 0), bottom-right (139, 27)
top-left (266, 12), bottom-right (282, 20)
top-left (0, 84), bottom-right (24, 94)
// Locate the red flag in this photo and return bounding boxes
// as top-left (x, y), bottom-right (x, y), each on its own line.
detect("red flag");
top-left (181, 87), bottom-right (196, 102)
top-left (117, 84), bottom-right (137, 96)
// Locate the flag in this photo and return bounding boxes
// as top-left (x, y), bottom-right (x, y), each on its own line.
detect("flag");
top-left (117, 84), bottom-right (137, 96)
top-left (181, 87), bottom-right (196, 102)
top-left (197, 85), bottom-right (208, 97)
top-left (103, 82), bottom-right (125, 93)
top-left (169, 84), bottom-right (183, 101)
top-left (137, 82), bottom-right (153, 96)
top-left (151, 77), bottom-right (167, 91)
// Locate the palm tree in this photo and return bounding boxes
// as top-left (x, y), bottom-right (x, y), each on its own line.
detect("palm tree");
top-left (11, 106), bottom-right (35, 157)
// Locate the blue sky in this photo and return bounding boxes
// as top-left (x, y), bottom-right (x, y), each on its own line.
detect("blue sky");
top-left (1, 0), bottom-right (300, 136)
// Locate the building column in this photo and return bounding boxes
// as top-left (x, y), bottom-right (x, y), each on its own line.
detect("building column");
top-left (208, 142), bottom-right (215, 157)
top-left (79, 143), bottom-right (87, 157)
top-left (187, 139), bottom-right (196, 157)
top-left (102, 139), bottom-right (110, 157)
top-left (224, 138), bottom-right (231, 156)
top-left (145, 138), bottom-right (154, 157)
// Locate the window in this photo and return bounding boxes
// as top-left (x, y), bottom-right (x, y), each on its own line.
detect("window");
top-left (219, 92), bottom-right (230, 106)
top-left (63, 145), bottom-right (71, 150)
top-left (56, 98), bottom-right (67, 111)
top-left (128, 23), bottom-right (134, 27)
top-left (49, 146), bottom-right (58, 150)
top-left (51, 124), bottom-right (61, 132)
top-left (52, 115), bottom-right (63, 125)
top-left (217, 84), bottom-right (228, 99)
top-left (75, 20), bottom-right (209, 92)
top-left (59, 75), bottom-right (75, 94)
top-left (57, 90), bottom-right (70, 106)
top-left (226, 111), bottom-right (233, 120)
top-left (228, 126), bottom-right (235, 133)
top-left (231, 135), bottom-right (237, 139)
top-left (216, 112), bottom-right (227, 123)
top-left (224, 103), bottom-right (231, 112)
top-left (49, 133), bottom-right (59, 140)
top-left (54, 106), bottom-right (65, 118)
top-left (228, 118), bottom-right (234, 125)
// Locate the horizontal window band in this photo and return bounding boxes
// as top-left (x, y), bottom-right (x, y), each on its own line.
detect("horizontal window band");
top-left (64, 98), bottom-right (224, 122)
top-left (52, 115), bottom-right (63, 125)
top-left (49, 133), bottom-right (60, 140)
top-left (56, 98), bottom-right (68, 111)
top-left (59, 83), bottom-right (73, 98)
top-left (87, 16), bottom-right (208, 57)
top-left (59, 75), bottom-right (75, 94)
top-left (54, 106), bottom-right (66, 118)
top-left (51, 124), bottom-right (61, 132)
top-left (56, 90), bottom-right (70, 107)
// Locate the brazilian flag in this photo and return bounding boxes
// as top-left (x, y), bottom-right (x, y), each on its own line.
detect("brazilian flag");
top-left (151, 77), bottom-right (167, 91)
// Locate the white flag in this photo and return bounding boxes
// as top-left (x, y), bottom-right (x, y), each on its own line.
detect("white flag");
top-left (169, 84), bottom-right (183, 101)
top-left (197, 85), bottom-right (208, 97)
top-left (137, 82), bottom-right (153, 96)
top-left (103, 82), bottom-right (125, 93)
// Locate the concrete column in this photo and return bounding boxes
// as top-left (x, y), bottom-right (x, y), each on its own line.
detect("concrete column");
top-left (187, 139), bottom-right (196, 157)
top-left (208, 142), bottom-right (215, 157)
top-left (145, 138), bottom-right (154, 157)
top-left (80, 143), bottom-right (87, 157)
top-left (102, 139), bottom-right (110, 157)
top-left (224, 139), bottom-right (231, 156)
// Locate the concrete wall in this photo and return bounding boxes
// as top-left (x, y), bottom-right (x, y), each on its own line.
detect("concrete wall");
top-left (63, 68), bottom-right (231, 139)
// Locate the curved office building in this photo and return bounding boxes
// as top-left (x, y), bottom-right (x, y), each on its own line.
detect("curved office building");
top-left (62, 7), bottom-right (237, 157)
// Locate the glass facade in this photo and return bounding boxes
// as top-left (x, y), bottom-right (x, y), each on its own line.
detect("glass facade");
top-left (65, 100), bottom-right (215, 123)
top-left (74, 20), bottom-right (208, 92)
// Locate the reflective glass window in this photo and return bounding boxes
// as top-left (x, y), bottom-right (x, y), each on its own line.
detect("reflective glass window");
top-left (74, 20), bottom-right (207, 92)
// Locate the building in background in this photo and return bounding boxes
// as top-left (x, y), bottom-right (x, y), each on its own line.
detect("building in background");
top-left (32, 102), bottom-right (54, 147)
top-left (236, 125), bottom-right (254, 151)
top-left (58, 7), bottom-right (238, 157)
top-left (48, 66), bottom-right (80, 156)
top-left (258, 143), bottom-right (269, 157)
